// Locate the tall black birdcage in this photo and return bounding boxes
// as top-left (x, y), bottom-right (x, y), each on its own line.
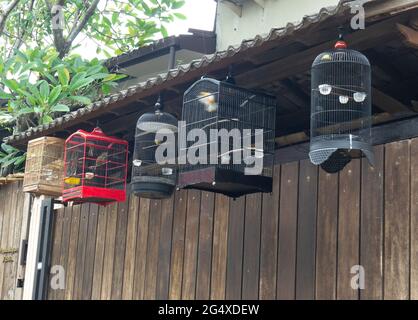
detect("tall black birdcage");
top-left (131, 99), bottom-right (178, 199)
top-left (309, 39), bottom-right (373, 173)
top-left (178, 77), bottom-right (276, 198)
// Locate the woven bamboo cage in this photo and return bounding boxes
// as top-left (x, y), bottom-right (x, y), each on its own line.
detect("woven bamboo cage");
top-left (23, 136), bottom-right (65, 197)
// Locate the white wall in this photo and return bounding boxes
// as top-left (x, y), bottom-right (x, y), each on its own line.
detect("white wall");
top-left (216, 0), bottom-right (339, 50)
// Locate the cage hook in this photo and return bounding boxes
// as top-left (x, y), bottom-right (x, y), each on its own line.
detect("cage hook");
top-left (338, 26), bottom-right (345, 40)
top-left (225, 64), bottom-right (236, 84)
top-left (155, 92), bottom-right (164, 113)
top-left (335, 26), bottom-right (348, 49)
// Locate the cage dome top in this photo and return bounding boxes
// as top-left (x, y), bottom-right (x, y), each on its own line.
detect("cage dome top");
top-left (183, 78), bottom-right (220, 96)
top-left (67, 127), bottom-right (128, 145)
top-left (136, 111), bottom-right (178, 133)
top-left (312, 46), bottom-right (370, 67)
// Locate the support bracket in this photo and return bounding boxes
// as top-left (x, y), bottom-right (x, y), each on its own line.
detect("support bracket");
top-left (221, 0), bottom-right (243, 17)
top-left (397, 23), bottom-right (418, 49)
top-left (253, 0), bottom-right (265, 8)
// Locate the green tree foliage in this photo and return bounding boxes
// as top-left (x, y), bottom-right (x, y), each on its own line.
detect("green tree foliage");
top-left (0, 0), bottom-right (186, 173)
top-left (0, 48), bottom-right (125, 133)
top-left (0, 0), bottom-right (186, 58)
top-left (0, 143), bottom-right (25, 176)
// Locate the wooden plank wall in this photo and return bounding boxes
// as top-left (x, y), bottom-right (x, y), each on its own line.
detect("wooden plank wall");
top-left (0, 181), bottom-right (26, 300)
top-left (45, 139), bottom-right (418, 300)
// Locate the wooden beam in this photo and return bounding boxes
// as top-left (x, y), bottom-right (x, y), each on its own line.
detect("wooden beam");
top-left (364, 0), bottom-right (418, 20)
top-left (106, 111), bottom-right (121, 116)
top-left (397, 23), bottom-right (418, 48)
top-left (296, 28), bottom-right (341, 47)
top-left (247, 42), bottom-right (307, 66)
top-left (83, 120), bottom-right (96, 126)
top-left (410, 100), bottom-right (418, 112)
top-left (274, 95), bottom-right (302, 114)
top-left (166, 87), bottom-right (182, 94)
top-left (275, 109), bottom-right (310, 136)
top-left (296, 0), bottom-right (397, 47)
top-left (372, 87), bottom-right (413, 113)
top-left (410, 16), bottom-right (418, 29)
top-left (276, 132), bottom-right (309, 147)
top-left (101, 112), bottom-right (140, 135)
top-left (271, 80), bottom-right (310, 110)
top-left (136, 99), bottom-right (152, 106)
top-left (368, 51), bottom-right (404, 82)
top-left (236, 14), bottom-right (409, 88)
top-left (275, 112), bottom-right (396, 147)
top-left (372, 65), bottom-right (392, 82)
top-left (275, 114), bottom-right (418, 164)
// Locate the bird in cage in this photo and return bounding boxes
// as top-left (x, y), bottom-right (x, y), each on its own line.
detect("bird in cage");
top-left (64, 150), bottom-right (82, 186)
top-left (85, 151), bottom-right (108, 180)
top-left (96, 151), bottom-right (108, 165)
top-left (197, 91), bottom-right (218, 113)
top-left (67, 151), bottom-right (78, 175)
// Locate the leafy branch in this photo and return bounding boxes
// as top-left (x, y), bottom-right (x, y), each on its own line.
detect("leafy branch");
top-left (0, 48), bottom-right (125, 133)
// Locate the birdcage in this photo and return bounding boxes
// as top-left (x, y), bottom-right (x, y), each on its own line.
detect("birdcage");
top-left (63, 127), bottom-right (128, 205)
top-left (179, 78), bottom-right (276, 198)
top-left (131, 110), bottom-right (178, 199)
top-left (23, 137), bottom-right (65, 197)
top-left (309, 39), bottom-right (374, 173)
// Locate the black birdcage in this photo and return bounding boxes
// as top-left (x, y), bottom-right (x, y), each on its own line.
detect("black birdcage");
top-left (309, 39), bottom-right (373, 173)
top-left (131, 102), bottom-right (178, 199)
top-left (178, 78), bottom-right (276, 198)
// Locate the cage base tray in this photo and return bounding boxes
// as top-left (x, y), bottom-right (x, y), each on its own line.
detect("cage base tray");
top-left (179, 167), bottom-right (272, 198)
top-left (63, 186), bottom-right (126, 206)
top-left (131, 181), bottom-right (175, 199)
top-left (23, 183), bottom-right (63, 197)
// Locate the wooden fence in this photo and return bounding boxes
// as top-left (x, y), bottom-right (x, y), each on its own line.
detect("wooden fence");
top-left (0, 181), bottom-right (28, 300)
top-left (45, 139), bottom-right (418, 300)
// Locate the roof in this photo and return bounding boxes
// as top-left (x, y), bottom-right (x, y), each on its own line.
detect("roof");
top-left (105, 29), bottom-right (216, 69)
top-left (5, 0), bottom-right (418, 146)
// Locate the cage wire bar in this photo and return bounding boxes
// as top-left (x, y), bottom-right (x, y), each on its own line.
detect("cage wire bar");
top-left (179, 78), bottom-right (276, 198)
top-left (309, 40), bottom-right (373, 173)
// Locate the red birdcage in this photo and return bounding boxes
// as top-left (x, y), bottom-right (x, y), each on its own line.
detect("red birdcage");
top-left (63, 127), bottom-right (128, 205)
